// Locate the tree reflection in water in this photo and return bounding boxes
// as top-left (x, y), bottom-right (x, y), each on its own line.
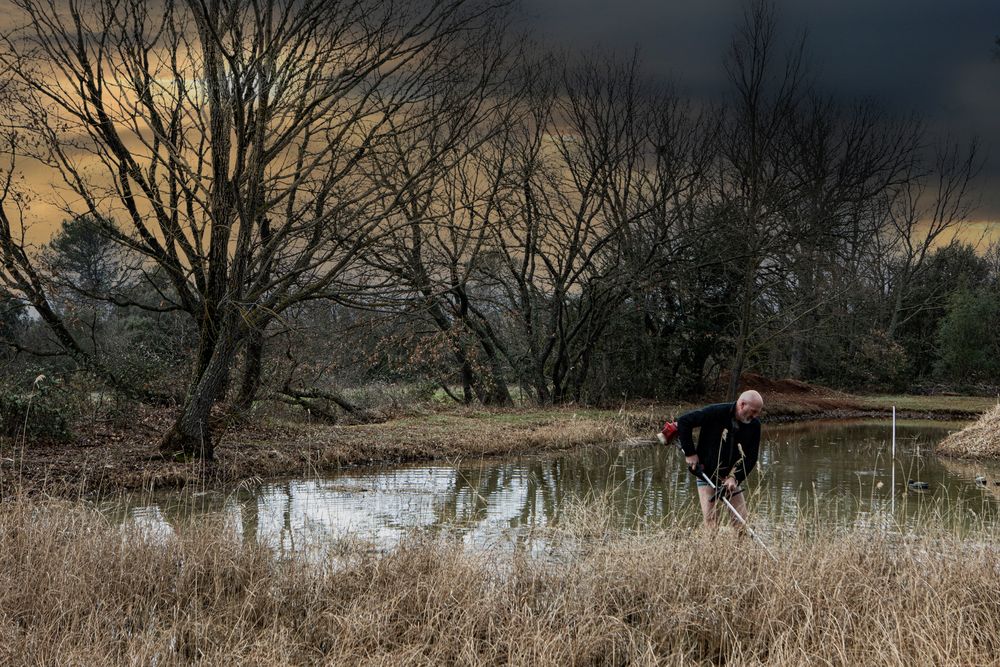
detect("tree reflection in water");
top-left (114, 420), bottom-right (1000, 553)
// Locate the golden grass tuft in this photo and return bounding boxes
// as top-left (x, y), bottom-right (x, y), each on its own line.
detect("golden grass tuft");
top-left (936, 402), bottom-right (1000, 459)
top-left (0, 496), bottom-right (998, 665)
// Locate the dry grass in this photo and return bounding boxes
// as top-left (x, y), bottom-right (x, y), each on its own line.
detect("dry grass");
top-left (853, 394), bottom-right (998, 416)
top-left (1, 496), bottom-right (998, 665)
top-left (936, 402), bottom-right (1000, 459)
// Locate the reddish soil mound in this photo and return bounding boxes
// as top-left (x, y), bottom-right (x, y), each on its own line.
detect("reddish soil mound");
top-left (709, 371), bottom-right (840, 397)
top-left (738, 373), bottom-right (838, 396)
top-left (702, 371), bottom-right (855, 417)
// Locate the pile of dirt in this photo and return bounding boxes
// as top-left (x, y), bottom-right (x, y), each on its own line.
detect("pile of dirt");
top-left (700, 371), bottom-right (858, 418)
top-left (936, 402), bottom-right (1000, 459)
top-left (737, 372), bottom-right (840, 396)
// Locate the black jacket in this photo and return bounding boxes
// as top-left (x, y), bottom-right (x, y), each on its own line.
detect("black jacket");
top-left (677, 402), bottom-right (760, 484)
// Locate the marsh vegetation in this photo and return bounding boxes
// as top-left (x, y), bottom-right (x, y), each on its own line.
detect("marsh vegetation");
top-left (2, 490), bottom-right (998, 665)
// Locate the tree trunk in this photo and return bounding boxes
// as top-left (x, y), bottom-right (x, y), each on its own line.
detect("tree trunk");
top-left (787, 258), bottom-right (815, 378)
top-left (728, 328), bottom-right (749, 400)
top-left (472, 350), bottom-right (513, 406)
top-left (449, 334), bottom-right (509, 406)
top-left (160, 325), bottom-right (241, 459)
top-left (460, 359), bottom-right (474, 404)
top-left (233, 328), bottom-right (265, 411)
top-left (459, 309), bottom-right (513, 406)
top-left (728, 257), bottom-right (758, 401)
top-left (474, 373), bottom-right (513, 406)
top-left (787, 332), bottom-right (804, 378)
top-left (276, 385), bottom-right (385, 424)
top-left (887, 280), bottom-right (906, 341)
top-left (551, 351), bottom-right (568, 403)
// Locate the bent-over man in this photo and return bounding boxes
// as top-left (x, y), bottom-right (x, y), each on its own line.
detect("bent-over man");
top-left (675, 390), bottom-right (763, 528)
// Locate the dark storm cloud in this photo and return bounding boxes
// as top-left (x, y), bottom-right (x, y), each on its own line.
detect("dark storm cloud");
top-left (521, 0), bottom-right (1000, 220)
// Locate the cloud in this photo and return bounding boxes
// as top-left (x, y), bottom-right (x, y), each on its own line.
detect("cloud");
top-left (522, 0), bottom-right (1000, 219)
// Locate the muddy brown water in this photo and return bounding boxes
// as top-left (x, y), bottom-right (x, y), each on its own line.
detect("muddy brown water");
top-left (109, 419), bottom-right (1000, 552)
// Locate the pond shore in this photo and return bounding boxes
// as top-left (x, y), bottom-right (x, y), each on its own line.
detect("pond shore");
top-left (2, 391), bottom-right (994, 499)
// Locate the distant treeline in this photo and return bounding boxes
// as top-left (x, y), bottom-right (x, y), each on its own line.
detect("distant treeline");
top-left (0, 0), bottom-right (995, 455)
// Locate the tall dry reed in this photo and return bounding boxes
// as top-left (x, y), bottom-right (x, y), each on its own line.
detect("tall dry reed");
top-left (937, 402), bottom-right (1000, 459)
top-left (0, 496), bottom-right (997, 665)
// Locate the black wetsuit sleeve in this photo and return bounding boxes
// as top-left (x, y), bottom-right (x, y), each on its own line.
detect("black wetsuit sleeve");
top-left (676, 406), bottom-right (708, 457)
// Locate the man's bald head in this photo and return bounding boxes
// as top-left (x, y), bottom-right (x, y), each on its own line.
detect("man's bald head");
top-left (736, 390), bottom-right (763, 423)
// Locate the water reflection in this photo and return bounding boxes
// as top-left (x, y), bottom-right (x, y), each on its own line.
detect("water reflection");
top-left (110, 419), bottom-right (1000, 552)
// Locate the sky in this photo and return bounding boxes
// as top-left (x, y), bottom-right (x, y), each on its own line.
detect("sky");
top-left (521, 0), bottom-right (1000, 225)
top-left (9, 0), bottom-right (1000, 244)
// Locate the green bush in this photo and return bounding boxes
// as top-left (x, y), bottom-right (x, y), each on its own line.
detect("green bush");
top-left (0, 380), bottom-right (74, 441)
top-left (935, 286), bottom-right (1000, 385)
top-left (823, 329), bottom-right (909, 392)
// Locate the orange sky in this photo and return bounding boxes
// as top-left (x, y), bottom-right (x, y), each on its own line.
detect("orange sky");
top-left (4, 0), bottom-right (997, 254)
top-left (15, 160), bottom-right (1000, 250)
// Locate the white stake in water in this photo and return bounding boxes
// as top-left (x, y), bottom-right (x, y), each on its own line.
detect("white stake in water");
top-left (891, 406), bottom-right (896, 516)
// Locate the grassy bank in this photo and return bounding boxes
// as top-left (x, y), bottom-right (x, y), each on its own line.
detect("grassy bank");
top-left (4, 391), bottom-right (995, 499)
top-left (0, 497), bottom-right (997, 665)
top-left (849, 393), bottom-right (997, 417)
top-left (0, 407), bottom-right (659, 498)
top-left (759, 391), bottom-right (995, 422)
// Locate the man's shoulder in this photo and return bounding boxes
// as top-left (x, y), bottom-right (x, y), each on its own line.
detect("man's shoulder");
top-left (688, 402), bottom-right (732, 420)
top-left (706, 402), bottom-right (734, 415)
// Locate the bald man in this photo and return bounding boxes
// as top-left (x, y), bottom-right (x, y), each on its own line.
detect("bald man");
top-left (675, 390), bottom-right (763, 528)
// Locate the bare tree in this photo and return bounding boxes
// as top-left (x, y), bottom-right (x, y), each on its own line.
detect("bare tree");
top-left (0, 0), bottom-right (513, 457)
top-left (713, 0), bottom-right (810, 399)
top-left (356, 34), bottom-right (522, 405)
top-left (749, 94), bottom-right (921, 379)
top-left (879, 140), bottom-right (982, 341)
top-left (0, 114), bottom-right (107, 374)
top-left (486, 53), bottom-right (710, 403)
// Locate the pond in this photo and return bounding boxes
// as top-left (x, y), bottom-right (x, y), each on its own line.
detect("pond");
top-left (109, 419), bottom-right (1000, 553)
